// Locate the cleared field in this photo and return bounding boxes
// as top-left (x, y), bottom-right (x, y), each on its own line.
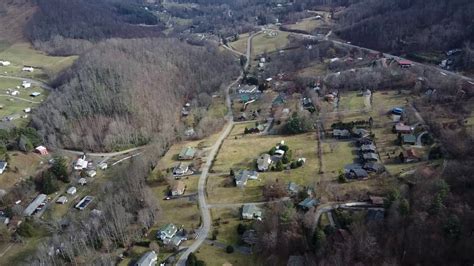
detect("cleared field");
top-left (228, 33), bottom-right (250, 55)
top-left (196, 243), bottom-right (258, 266)
top-left (297, 62), bottom-right (328, 78)
top-left (150, 176), bottom-right (200, 230)
top-left (156, 132), bottom-right (220, 171)
top-left (0, 152), bottom-right (47, 191)
top-left (287, 18), bottom-right (322, 32)
top-left (0, 42), bottom-right (77, 79)
top-left (338, 91), bottom-right (366, 112)
top-left (251, 31), bottom-right (290, 58)
top-left (321, 140), bottom-right (355, 177)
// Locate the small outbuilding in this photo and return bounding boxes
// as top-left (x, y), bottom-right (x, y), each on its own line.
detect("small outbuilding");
top-left (242, 204), bottom-right (262, 220)
top-left (35, 146), bottom-right (48, 155)
top-left (66, 186), bottom-right (77, 195)
top-left (56, 196), bottom-right (68, 204)
top-left (171, 181), bottom-right (186, 196)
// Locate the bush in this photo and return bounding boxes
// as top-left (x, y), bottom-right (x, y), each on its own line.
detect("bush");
top-left (290, 161), bottom-right (298, 169)
top-left (275, 161), bottom-right (284, 171)
top-left (17, 220), bottom-right (38, 238)
top-left (338, 173), bottom-right (347, 183)
top-left (237, 223), bottom-right (247, 235)
top-left (282, 155), bottom-right (289, 164)
top-left (226, 245), bottom-right (234, 253)
top-left (211, 229), bottom-right (219, 240)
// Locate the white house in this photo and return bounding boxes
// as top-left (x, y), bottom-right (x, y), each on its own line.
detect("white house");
top-left (0, 61), bottom-right (11, 66)
top-left (22, 66), bottom-right (34, 72)
top-left (98, 162), bottom-right (108, 170)
top-left (66, 186), bottom-right (77, 195)
top-left (22, 82), bottom-right (31, 88)
top-left (11, 90), bottom-right (19, 96)
top-left (56, 196), bottom-right (68, 204)
top-left (30, 92), bottom-right (41, 97)
top-left (157, 223), bottom-right (178, 242)
top-left (24, 108), bottom-right (31, 113)
top-left (78, 178), bottom-right (87, 186)
top-left (86, 170), bottom-right (96, 178)
top-left (74, 156), bottom-right (88, 170)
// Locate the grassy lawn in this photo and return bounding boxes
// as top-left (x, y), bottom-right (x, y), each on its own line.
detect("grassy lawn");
top-left (338, 91), bottom-right (366, 112)
top-left (209, 128), bottom-right (318, 204)
top-left (228, 33), bottom-right (250, 55)
top-left (196, 243), bottom-right (258, 266)
top-left (156, 132), bottom-right (220, 171)
top-left (321, 140), bottom-right (354, 177)
top-left (210, 208), bottom-right (250, 245)
top-left (0, 152), bottom-right (47, 191)
top-left (252, 31), bottom-right (290, 59)
top-left (150, 176), bottom-right (200, 230)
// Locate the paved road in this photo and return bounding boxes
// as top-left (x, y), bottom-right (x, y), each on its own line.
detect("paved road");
top-left (176, 31), bottom-right (260, 266)
top-left (0, 75), bottom-right (54, 90)
top-left (59, 146), bottom-right (142, 158)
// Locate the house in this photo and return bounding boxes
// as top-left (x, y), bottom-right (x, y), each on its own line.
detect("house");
top-left (56, 196), bottom-right (68, 204)
top-left (298, 197), bottom-right (319, 211)
top-left (86, 170), bottom-right (97, 178)
top-left (362, 153), bottom-right (379, 162)
top-left (360, 144), bottom-right (376, 153)
top-left (178, 147), bottom-right (196, 160)
top-left (242, 204), bottom-right (262, 220)
top-left (173, 162), bottom-right (189, 176)
top-left (23, 194), bottom-right (47, 216)
top-left (369, 196), bottom-right (384, 206)
top-left (184, 128), bottom-right (196, 137)
top-left (274, 149), bottom-right (285, 158)
top-left (11, 90), bottom-right (19, 96)
top-left (157, 223), bottom-right (178, 242)
top-left (352, 128), bottom-right (370, 138)
top-left (394, 123), bottom-right (413, 134)
top-left (235, 170), bottom-right (259, 187)
top-left (74, 156), bottom-right (88, 170)
top-left (348, 168), bottom-right (369, 179)
top-left (66, 186), bottom-right (77, 195)
top-left (0, 61), bottom-right (11, 66)
top-left (257, 154), bottom-right (272, 171)
top-left (75, 196), bottom-right (94, 210)
top-left (287, 182), bottom-right (300, 195)
top-left (402, 134), bottom-right (416, 145)
top-left (78, 178), bottom-right (87, 186)
top-left (135, 251), bottom-right (157, 266)
top-left (22, 82), bottom-right (31, 88)
top-left (356, 137), bottom-right (373, 146)
top-left (333, 129), bottom-right (351, 139)
top-left (363, 162), bottom-right (385, 173)
top-left (22, 66), bottom-right (34, 72)
top-left (98, 162), bottom-right (108, 170)
top-left (397, 59), bottom-right (412, 68)
top-left (35, 146), bottom-right (48, 155)
top-left (400, 149), bottom-right (420, 163)
top-left (0, 161), bottom-right (7, 174)
top-left (170, 234), bottom-right (186, 247)
top-left (171, 181), bottom-right (186, 196)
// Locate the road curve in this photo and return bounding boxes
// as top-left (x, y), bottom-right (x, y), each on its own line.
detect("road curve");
top-left (176, 31), bottom-right (260, 266)
top-left (0, 75), bottom-right (54, 90)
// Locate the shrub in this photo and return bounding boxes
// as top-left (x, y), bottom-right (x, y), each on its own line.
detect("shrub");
top-left (17, 220), bottom-right (37, 238)
top-left (226, 245), bottom-right (234, 253)
top-left (338, 173), bottom-right (347, 183)
top-left (237, 223), bottom-right (247, 235)
top-left (275, 161), bottom-right (284, 171)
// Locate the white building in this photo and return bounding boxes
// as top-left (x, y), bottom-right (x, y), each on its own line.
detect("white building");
top-left (0, 61), bottom-right (11, 66)
top-left (74, 156), bottom-right (88, 170)
top-left (66, 186), bottom-right (77, 195)
top-left (22, 66), bottom-right (34, 72)
top-left (22, 82), bottom-right (31, 88)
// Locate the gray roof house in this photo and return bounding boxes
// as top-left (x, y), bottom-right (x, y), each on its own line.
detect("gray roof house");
top-left (135, 251), bottom-right (157, 266)
top-left (257, 154), bottom-right (272, 171)
top-left (173, 162), bottom-right (189, 176)
top-left (235, 170), bottom-right (259, 187)
top-left (402, 134), bottom-right (417, 145)
top-left (333, 129), bottom-right (351, 139)
top-left (157, 223), bottom-right (178, 242)
top-left (298, 197), bottom-right (319, 210)
top-left (287, 182), bottom-right (300, 194)
top-left (360, 144), bottom-right (377, 153)
top-left (242, 204), bottom-right (262, 220)
top-left (23, 194), bottom-right (47, 216)
top-left (362, 153), bottom-right (379, 162)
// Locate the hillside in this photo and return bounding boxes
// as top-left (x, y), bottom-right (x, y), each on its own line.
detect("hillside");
top-left (0, 0), bottom-right (35, 43)
top-left (335, 0), bottom-right (474, 55)
top-left (31, 38), bottom-right (239, 151)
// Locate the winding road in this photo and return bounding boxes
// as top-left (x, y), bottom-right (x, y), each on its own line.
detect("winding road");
top-left (176, 31), bottom-right (259, 266)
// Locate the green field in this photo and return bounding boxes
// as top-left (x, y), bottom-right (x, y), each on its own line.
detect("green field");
top-left (0, 42), bottom-right (77, 80)
top-left (196, 243), bottom-right (258, 266)
top-left (251, 31), bottom-right (290, 59)
top-left (228, 33), bottom-right (250, 55)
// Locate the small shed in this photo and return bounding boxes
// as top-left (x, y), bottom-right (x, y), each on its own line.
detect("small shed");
top-left (402, 134), bottom-right (416, 145)
top-left (56, 196), bottom-right (68, 204)
top-left (67, 186), bottom-right (77, 195)
top-left (78, 178), bottom-right (87, 186)
top-left (178, 147), bottom-right (196, 160)
top-left (35, 146), bottom-right (48, 155)
top-left (171, 181), bottom-right (186, 196)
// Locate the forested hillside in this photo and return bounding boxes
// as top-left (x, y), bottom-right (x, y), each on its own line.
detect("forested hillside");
top-left (26, 0), bottom-right (164, 55)
top-left (335, 0), bottom-right (474, 55)
top-left (31, 38), bottom-right (239, 152)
